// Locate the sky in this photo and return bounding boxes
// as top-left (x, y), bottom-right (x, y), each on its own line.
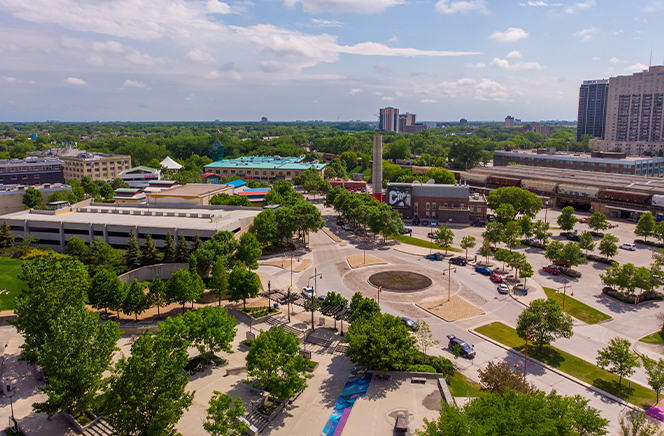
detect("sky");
top-left (1, 0), bottom-right (663, 122)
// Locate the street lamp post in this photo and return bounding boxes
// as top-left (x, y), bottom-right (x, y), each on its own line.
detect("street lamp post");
top-left (267, 281), bottom-right (271, 314)
top-left (443, 261), bottom-right (457, 301)
top-left (544, 200), bottom-right (549, 223)
top-left (7, 388), bottom-right (16, 429)
top-left (557, 278), bottom-right (572, 310)
top-left (307, 268), bottom-right (323, 330)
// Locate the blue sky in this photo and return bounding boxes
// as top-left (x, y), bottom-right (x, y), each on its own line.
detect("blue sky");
top-left (0, 0), bottom-right (662, 122)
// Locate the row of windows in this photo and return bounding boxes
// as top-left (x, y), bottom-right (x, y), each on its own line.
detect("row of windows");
top-left (216, 169), bottom-right (300, 177)
top-left (0, 174), bottom-right (41, 181)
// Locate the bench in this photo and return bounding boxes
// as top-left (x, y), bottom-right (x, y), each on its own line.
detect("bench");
top-left (395, 413), bottom-right (408, 433)
top-left (411, 377), bottom-right (426, 384)
top-left (375, 374), bottom-right (391, 381)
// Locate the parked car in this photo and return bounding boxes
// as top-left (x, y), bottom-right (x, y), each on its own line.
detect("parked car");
top-left (620, 243), bottom-right (636, 251)
top-left (421, 220), bottom-right (430, 226)
top-left (401, 317), bottom-right (419, 331)
top-left (542, 265), bottom-right (561, 275)
top-left (447, 335), bottom-right (476, 359)
top-left (427, 232), bottom-right (436, 239)
top-left (302, 286), bottom-right (315, 298)
top-left (487, 214), bottom-right (496, 222)
top-left (342, 224), bottom-right (351, 231)
top-left (400, 228), bottom-right (413, 235)
top-left (489, 273), bottom-right (502, 283)
top-left (412, 218), bottom-right (420, 226)
top-left (497, 283), bottom-right (509, 294)
top-left (579, 217), bottom-right (589, 223)
top-left (475, 266), bottom-right (493, 275)
top-left (450, 256), bottom-right (467, 266)
top-left (470, 220), bottom-right (487, 227)
top-left (426, 252), bottom-right (444, 261)
top-left (430, 219), bottom-right (438, 227)
top-left (566, 234), bottom-right (581, 242)
top-left (317, 294), bottom-right (327, 303)
top-left (336, 219), bottom-right (345, 226)
top-left (553, 259), bottom-right (570, 267)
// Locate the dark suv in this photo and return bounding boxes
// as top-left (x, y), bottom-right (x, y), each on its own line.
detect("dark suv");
top-left (566, 234), bottom-right (580, 242)
top-left (412, 218), bottom-right (420, 226)
top-left (470, 220), bottom-right (486, 227)
top-left (446, 335), bottom-right (476, 359)
top-left (449, 256), bottom-right (467, 266)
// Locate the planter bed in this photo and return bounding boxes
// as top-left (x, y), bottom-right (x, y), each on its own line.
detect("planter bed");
top-left (634, 239), bottom-right (664, 248)
top-left (602, 287), bottom-right (664, 304)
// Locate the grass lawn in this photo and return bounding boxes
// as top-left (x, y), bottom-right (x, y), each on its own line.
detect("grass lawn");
top-left (640, 331), bottom-right (664, 345)
top-left (0, 258), bottom-right (25, 312)
top-left (448, 371), bottom-right (484, 398)
top-left (542, 287), bottom-right (611, 325)
top-left (475, 321), bottom-right (657, 408)
top-left (393, 234), bottom-right (462, 253)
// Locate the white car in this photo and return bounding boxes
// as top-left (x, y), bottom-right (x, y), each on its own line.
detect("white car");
top-left (497, 283), bottom-right (509, 294)
top-left (342, 224), bottom-right (351, 231)
top-left (620, 243), bottom-right (636, 251)
top-left (302, 286), bottom-right (315, 298)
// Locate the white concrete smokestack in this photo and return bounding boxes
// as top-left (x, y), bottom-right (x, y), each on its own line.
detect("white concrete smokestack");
top-left (372, 134), bottom-right (383, 196)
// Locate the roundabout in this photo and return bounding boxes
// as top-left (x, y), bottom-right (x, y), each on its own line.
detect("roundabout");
top-left (367, 271), bottom-right (433, 292)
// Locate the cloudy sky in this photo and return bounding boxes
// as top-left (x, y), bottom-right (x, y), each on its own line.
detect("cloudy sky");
top-left (0, 0), bottom-right (662, 122)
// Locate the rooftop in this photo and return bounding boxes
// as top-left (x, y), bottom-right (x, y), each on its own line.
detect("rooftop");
top-left (495, 149), bottom-right (662, 163)
top-left (205, 155), bottom-right (327, 171)
top-left (146, 184), bottom-right (230, 198)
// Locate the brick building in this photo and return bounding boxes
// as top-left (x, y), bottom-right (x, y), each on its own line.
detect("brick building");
top-left (0, 157), bottom-right (65, 186)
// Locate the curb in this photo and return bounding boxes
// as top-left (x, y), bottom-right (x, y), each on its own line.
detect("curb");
top-left (468, 327), bottom-right (639, 412)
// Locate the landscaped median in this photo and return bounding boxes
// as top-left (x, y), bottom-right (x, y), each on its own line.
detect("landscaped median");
top-left (392, 233), bottom-right (461, 253)
top-left (640, 331), bottom-right (664, 345)
top-left (542, 287), bottom-right (611, 325)
top-left (475, 321), bottom-right (657, 408)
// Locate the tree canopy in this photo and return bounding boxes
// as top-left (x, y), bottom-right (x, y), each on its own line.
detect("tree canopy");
top-left (487, 187), bottom-right (542, 217)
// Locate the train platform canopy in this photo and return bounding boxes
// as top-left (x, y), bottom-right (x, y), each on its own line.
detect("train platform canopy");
top-left (605, 205), bottom-right (650, 213)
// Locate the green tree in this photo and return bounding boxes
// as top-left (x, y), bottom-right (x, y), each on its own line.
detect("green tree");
top-left (596, 337), bottom-right (640, 385)
top-left (321, 292), bottom-right (348, 328)
top-left (186, 306), bottom-right (237, 356)
top-left (636, 212), bottom-right (656, 242)
top-left (168, 269), bottom-right (203, 314)
top-left (533, 220), bottom-right (552, 245)
top-left (252, 209), bottom-right (278, 248)
top-left (485, 221), bottom-right (504, 249)
top-left (586, 211), bottom-right (609, 234)
top-left (640, 355), bottom-right (664, 402)
top-left (0, 221), bottom-right (15, 248)
top-left (417, 390), bottom-right (608, 436)
top-left (12, 254), bottom-right (89, 365)
top-left (599, 234), bottom-right (619, 260)
top-left (349, 292), bottom-right (381, 322)
top-left (123, 279), bottom-right (148, 321)
top-left (433, 226), bottom-right (454, 255)
top-left (210, 192), bottom-right (253, 206)
top-left (147, 275), bottom-right (168, 319)
top-left (236, 232), bottom-right (262, 269)
top-left (192, 232), bottom-right (204, 253)
top-left (210, 258), bottom-right (229, 306)
top-left (103, 331), bottom-right (194, 436)
top-left (495, 203), bottom-right (517, 225)
top-left (519, 215), bottom-right (533, 238)
top-left (245, 327), bottom-right (312, 401)
top-left (578, 231), bottom-right (596, 256)
top-left (557, 206), bottom-right (578, 231)
top-left (503, 221), bottom-right (522, 252)
top-left (487, 187), bottom-right (543, 217)
top-left (516, 299), bottom-right (573, 350)
top-left (203, 392), bottom-right (248, 436)
top-left (345, 312), bottom-right (416, 372)
top-left (619, 410), bottom-right (662, 436)
top-left (460, 235), bottom-right (476, 260)
top-left (494, 248), bottom-right (512, 271)
top-left (34, 305), bottom-right (120, 418)
top-left (66, 236), bottom-right (88, 260)
top-left (415, 320), bottom-right (440, 355)
top-left (125, 229), bottom-right (143, 270)
top-left (88, 268), bottom-right (124, 315)
top-left (424, 167), bottom-right (455, 184)
top-left (228, 264), bottom-right (261, 310)
top-left (22, 187), bottom-right (45, 209)
top-left (142, 232), bottom-right (159, 266)
top-left (601, 263), bottom-right (638, 296)
top-left (477, 361), bottom-right (536, 396)
top-left (163, 231), bottom-right (176, 263)
top-left (175, 232), bottom-right (190, 263)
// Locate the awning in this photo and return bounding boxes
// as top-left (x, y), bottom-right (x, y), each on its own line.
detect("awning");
top-left (606, 205), bottom-right (648, 213)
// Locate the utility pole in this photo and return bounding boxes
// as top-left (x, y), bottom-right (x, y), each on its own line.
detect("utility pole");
top-left (267, 281), bottom-right (271, 314)
top-left (557, 278), bottom-right (572, 310)
top-left (442, 261), bottom-right (457, 301)
top-left (307, 268), bottom-right (323, 330)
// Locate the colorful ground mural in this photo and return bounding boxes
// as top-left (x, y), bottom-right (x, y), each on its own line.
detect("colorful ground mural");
top-left (321, 371), bottom-right (373, 436)
top-left (646, 399), bottom-right (664, 422)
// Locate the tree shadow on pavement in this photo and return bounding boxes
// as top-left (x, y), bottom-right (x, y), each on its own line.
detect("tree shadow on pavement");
top-left (314, 355), bottom-right (359, 408)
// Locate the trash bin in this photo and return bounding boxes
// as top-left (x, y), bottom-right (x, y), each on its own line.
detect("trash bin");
top-left (274, 303), bottom-right (279, 309)
top-left (524, 288), bottom-right (528, 296)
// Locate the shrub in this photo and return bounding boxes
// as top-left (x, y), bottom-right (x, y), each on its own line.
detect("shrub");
top-left (635, 239), bottom-right (664, 248)
top-left (429, 356), bottom-right (455, 379)
top-left (602, 287), bottom-right (664, 304)
top-left (407, 364), bottom-right (437, 373)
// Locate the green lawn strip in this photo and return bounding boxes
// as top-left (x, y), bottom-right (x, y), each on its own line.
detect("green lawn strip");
top-left (448, 371), bottom-right (484, 398)
top-left (640, 331), bottom-right (664, 345)
top-left (393, 234), bottom-right (462, 253)
top-left (0, 258), bottom-right (25, 312)
top-left (542, 287), bottom-right (611, 325)
top-left (475, 321), bottom-right (657, 408)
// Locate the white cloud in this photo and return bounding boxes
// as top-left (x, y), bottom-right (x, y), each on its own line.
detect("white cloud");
top-left (435, 0), bottom-right (489, 14)
top-left (373, 62), bottom-right (392, 72)
top-left (122, 79), bottom-right (145, 88)
top-left (185, 49), bottom-right (216, 64)
top-left (1, 76), bottom-right (17, 83)
top-left (65, 77), bottom-right (86, 85)
top-left (475, 78), bottom-right (510, 101)
top-left (310, 18), bottom-right (343, 27)
top-left (592, 57), bottom-right (600, 61)
top-left (490, 58), bottom-right (543, 71)
top-left (283, 0), bottom-right (404, 14)
top-left (614, 29), bottom-right (624, 35)
top-left (642, 1), bottom-right (664, 12)
top-left (476, 62), bottom-right (486, 68)
top-left (573, 27), bottom-right (597, 41)
top-left (626, 63), bottom-right (648, 73)
top-left (259, 60), bottom-right (283, 72)
top-left (526, 1), bottom-right (562, 5)
top-left (420, 99), bottom-right (437, 103)
top-left (88, 55), bottom-right (103, 66)
top-left (565, 0), bottom-right (595, 13)
top-left (489, 28), bottom-right (528, 42)
top-left (505, 50), bottom-right (522, 59)
top-left (92, 40), bottom-right (124, 53)
top-left (375, 92), bottom-right (382, 96)
top-left (126, 50), bottom-right (165, 66)
top-left (207, 0), bottom-right (232, 13)
top-left (383, 96), bottom-right (394, 100)
top-left (388, 35), bottom-right (398, 43)
top-left (349, 88), bottom-right (361, 95)
top-left (609, 57), bottom-right (620, 64)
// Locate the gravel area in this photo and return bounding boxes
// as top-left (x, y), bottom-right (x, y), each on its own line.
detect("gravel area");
top-left (346, 255), bottom-right (388, 269)
top-left (261, 258), bottom-right (312, 272)
top-left (418, 296), bottom-right (485, 321)
top-left (321, 227), bottom-right (341, 242)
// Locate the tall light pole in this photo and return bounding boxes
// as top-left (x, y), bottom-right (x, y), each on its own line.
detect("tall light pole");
top-left (557, 278), bottom-right (572, 310)
top-left (267, 281), bottom-right (271, 314)
top-left (307, 268), bottom-right (323, 330)
top-left (544, 199), bottom-right (549, 224)
top-left (7, 388), bottom-right (16, 430)
top-left (443, 261), bottom-right (457, 301)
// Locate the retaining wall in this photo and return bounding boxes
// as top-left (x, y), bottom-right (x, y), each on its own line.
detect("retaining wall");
top-left (118, 263), bottom-right (189, 284)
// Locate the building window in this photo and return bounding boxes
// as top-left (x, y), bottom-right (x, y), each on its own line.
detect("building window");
top-left (22, 175), bottom-right (28, 179)
top-left (231, 170), bottom-right (235, 174)
top-left (34, 174), bottom-right (39, 179)
top-left (432, 202), bottom-right (436, 211)
top-left (11, 176), bottom-right (17, 180)
top-left (426, 202), bottom-right (430, 210)
top-left (287, 172), bottom-right (291, 176)
top-left (271, 172), bottom-right (274, 176)
top-left (263, 171), bottom-right (267, 175)
top-left (414, 202), bottom-right (418, 211)
top-left (470, 205), bottom-right (474, 212)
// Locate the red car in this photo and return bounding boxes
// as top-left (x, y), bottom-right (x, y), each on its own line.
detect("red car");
top-left (578, 217), bottom-right (588, 223)
top-left (427, 232), bottom-right (435, 239)
top-left (490, 273), bottom-right (502, 283)
top-left (542, 265), bottom-right (561, 275)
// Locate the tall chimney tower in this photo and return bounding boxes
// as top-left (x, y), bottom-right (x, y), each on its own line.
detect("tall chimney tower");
top-left (372, 134), bottom-right (383, 199)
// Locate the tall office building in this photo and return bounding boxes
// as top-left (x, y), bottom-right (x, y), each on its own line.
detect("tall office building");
top-left (576, 79), bottom-right (609, 142)
top-left (372, 134), bottom-right (383, 198)
top-left (590, 66), bottom-right (664, 155)
top-left (379, 107), bottom-right (399, 132)
top-left (505, 116), bottom-right (515, 128)
top-left (399, 113), bottom-right (416, 132)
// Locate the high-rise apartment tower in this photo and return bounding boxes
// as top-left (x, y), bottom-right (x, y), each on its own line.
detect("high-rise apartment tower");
top-left (379, 107), bottom-right (399, 132)
top-left (576, 79), bottom-right (609, 142)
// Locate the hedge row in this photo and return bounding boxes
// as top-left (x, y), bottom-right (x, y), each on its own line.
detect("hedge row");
top-left (602, 287), bottom-right (664, 304)
top-left (634, 239), bottom-right (664, 248)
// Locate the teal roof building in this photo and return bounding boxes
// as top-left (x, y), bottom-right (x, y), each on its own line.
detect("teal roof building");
top-left (204, 155), bottom-right (326, 182)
